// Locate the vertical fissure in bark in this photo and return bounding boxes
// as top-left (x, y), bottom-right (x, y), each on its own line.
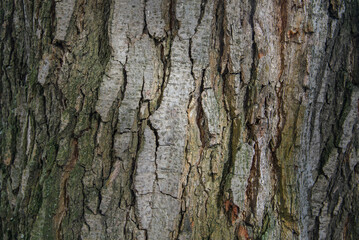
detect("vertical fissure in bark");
top-left (147, 119), bottom-right (159, 186)
top-left (196, 69), bottom-right (209, 149)
top-left (169, 0), bottom-right (179, 36)
top-left (174, 108), bottom-right (194, 239)
top-left (244, 0), bottom-right (258, 134)
top-left (119, 63), bottom-right (128, 105)
top-left (143, 0), bottom-right (163, 44)
top-left (247, 0), bottom-right (258, 109)
top-left (143, 0), bottom-right (149, 36)
top-left (199, 0), bottom-right (209, 28)
top-left (188, 0), bottom-right (210, 148)
top-left (132, 124), bottom-right (149, 239)
top-left (270, 0), bottom-right (288, 222)
top-left (1, 0), bottom-right (359, 239)
top-left (216, 0), bottom-right (227, 75)
top-left (153, 1), bottom-right (178, 113)
top-left (214, 0), bottom-right (238, 217)
top-left (106, 108), bottom-right (120, 182)
top-left (54, 138), bottom-right (79, 240)
top-left (215, 0), bottom-right (228, 197)
top-left (128, 103), bottom-right (147, 236)
top-left (245, 141), bottom-right (260, 220)
top-left (155, 45), bottom-right (170, 112)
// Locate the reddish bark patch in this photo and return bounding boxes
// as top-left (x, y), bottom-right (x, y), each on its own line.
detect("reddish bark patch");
top-left (224, 199), bottom-right (239, 224)
top-left (237, 225), bottom-right (250, 240)
top-left (191, 220), bottom-right (195, 229)
top-left (258, 50), bottom-right (265, 59)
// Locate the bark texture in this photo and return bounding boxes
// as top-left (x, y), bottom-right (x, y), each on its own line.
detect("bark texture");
top-left (1, 0), bottom-right (358, 239)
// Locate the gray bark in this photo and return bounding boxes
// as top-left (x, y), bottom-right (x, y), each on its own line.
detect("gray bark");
top-left (0, 0), bottom-right (358, 239)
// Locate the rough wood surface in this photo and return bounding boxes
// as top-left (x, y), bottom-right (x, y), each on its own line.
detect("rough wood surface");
top-left (1, 0), bottom-right (358, 239)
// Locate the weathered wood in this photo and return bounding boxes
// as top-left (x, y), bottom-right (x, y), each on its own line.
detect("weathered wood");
top-left (1, 0), bottom-right (358, 239)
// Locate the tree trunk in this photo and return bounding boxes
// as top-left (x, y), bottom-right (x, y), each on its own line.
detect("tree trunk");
top-left (1, 0), bottom-right (358, 239)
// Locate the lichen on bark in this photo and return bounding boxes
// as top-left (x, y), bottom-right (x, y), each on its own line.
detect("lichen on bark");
top-left (1, 0), bottom-right (358, 239)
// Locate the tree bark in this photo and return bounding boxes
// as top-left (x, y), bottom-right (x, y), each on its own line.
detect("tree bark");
top-left (1, 0), bottom-right (358, 239)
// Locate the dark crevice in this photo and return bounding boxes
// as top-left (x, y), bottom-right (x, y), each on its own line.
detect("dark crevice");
top-left (214, 0), bottom-right (237, 214)
top-left (154, 44), bottom-right (171, 112)
top-left (54, 138), bottom-right (79, 240)
top-left (168, 0), bottom-right (179, 37)
top-left (245, 141), bottom-right (260, 221)
top-left (143, 0), bottom-right (149, 36)
top-left (128, 126), bottom-right (146, 236)
top-left (147, 120), bottom-right (178, 199)
top-left (175, 0), bottom-right (210, 233)
top-left (188, 0), bottom-right (210, 148)
top-left (266, 0), bottom-right (289, 227)
top-left (120, 66), bottom-right (128, 103)
top-left (216, 0), bottom-right (227, 75)
top-left (147, 119), bottom-right (159, 173)
top-left (193, 0), bottom-right (208, 37)
top-left (308, 12), bottom-right (345, 142)
top-left (195, 70), bottom-right (209, 148)
top-left (152, 0), bottom-right (178, 113)
top-left (244, 0), bottom-right (257, 123)
top-left (126, 1), bottom-right (179, 236)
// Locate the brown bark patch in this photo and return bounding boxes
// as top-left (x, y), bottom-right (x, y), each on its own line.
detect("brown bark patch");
top-left (287, 29), bottom-right (299, 39)
top-left (237, 225), bottom-right (250, 240)
top-left (258, 50), bottom-right (265, 59)
top-left (54, 138), bottom-right (79, 240)
top-left (3, 152), bottom-right (11, 166)
top-left (224, 199), bottom-right (239, 224)
top-left (245, 141), bottom-right (260, 216)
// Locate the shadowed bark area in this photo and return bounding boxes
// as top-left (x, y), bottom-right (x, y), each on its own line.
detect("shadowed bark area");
top-left (0, 0), bottom-right (358, 239)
